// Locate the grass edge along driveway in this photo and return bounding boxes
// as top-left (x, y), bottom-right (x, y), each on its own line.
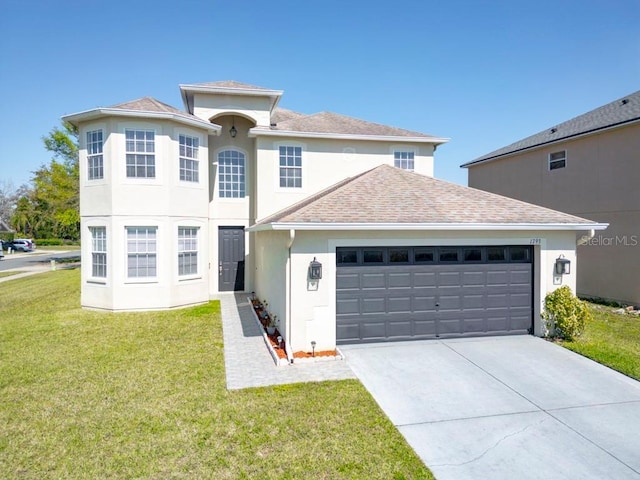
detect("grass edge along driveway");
top-left (561, 303), bottom-right (640, 382)
top-left (0, 269), bottom-right (433, 479)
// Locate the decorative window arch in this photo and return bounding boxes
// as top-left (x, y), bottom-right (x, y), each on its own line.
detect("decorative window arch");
top-left (218, 149), bottom-right (246, 198)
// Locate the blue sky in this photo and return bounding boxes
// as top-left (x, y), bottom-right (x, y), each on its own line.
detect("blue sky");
top-left (1, 0), bottom-right (638, 188)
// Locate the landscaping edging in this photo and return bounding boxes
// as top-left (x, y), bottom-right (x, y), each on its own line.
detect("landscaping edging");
top-left (247, 297), bottom-right (289, 366)
top-left (247, 297), bottom-right (346, 366)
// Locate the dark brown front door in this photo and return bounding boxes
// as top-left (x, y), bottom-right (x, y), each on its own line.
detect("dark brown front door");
top-left (218, 226), bottom-right (245, 291)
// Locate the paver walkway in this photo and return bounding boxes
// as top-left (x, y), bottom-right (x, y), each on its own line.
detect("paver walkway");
top-left (217, 293), bottom-right (355, 390)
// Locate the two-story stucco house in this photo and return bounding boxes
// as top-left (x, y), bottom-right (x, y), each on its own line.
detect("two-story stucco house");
top-left (63, 81), bottom-right (606, 355)
top-left (463, 90), bottom-right (639, 307)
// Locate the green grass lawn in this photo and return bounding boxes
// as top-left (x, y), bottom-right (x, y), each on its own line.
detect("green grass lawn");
top-left (0, 271), bottom-right (24, 278)
top-left (562, 303), bottom-right (640, 381)
top-left (0, 270), bottom-right (433, 479)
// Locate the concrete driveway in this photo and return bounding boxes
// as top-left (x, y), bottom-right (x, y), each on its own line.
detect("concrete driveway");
top-left (341, 336), bottom-right (640, 480)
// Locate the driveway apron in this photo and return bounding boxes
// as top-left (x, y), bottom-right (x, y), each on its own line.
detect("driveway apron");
top-left (341, 336), bottom-right (640, 480)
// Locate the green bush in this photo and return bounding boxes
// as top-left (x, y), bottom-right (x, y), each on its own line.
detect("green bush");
top-left (543, 286), bottom-right (591, 341)
top-left (35, 238), bottom-right (64, 246)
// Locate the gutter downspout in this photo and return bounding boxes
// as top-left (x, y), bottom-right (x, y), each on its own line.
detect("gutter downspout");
top-left (285, 229), bottom-right (295, 364)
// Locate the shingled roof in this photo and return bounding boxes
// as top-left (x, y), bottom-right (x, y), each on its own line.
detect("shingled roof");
top-left (463, 90), bottom-right (640, 166)
top-left (63, 96), bottom-right (219, 132)
top-left (252, 165), bottom-right (603, 230)
top-left (271, 111), bottom-right (437, 138)
top-left (111, 96), bottom-right (193, 117)
top-left (184, 80), bottom-right (271, 90)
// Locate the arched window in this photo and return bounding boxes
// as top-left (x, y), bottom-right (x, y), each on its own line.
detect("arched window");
top-left (218, 150), bottom-right (245, 198)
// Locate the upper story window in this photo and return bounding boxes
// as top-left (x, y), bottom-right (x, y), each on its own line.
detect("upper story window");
top-left (279, 146), bottom-right (302, 188)
top-left (394, 151), bottom-right (415, 170)
top-left (89, 226), bottom-right (107, 278)
top-left (87, 130), bottom-right (104, 180)
top-left (125, 130), bottom-right (155, 178)
top-left (218, 150), bottom-right (245, 198)
top-left (549, 151), bottom-right (566, 170)
top-left (126, 226), bottom-right (157, 278)
top-left (179, 135), bottom-right (199, 182)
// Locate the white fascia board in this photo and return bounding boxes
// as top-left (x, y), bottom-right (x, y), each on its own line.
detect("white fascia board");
top-left (62, 108), bottom-right (221, 134)
top-left (248, 127), bottom-right (450, 145)
top-left (179, 84), bottom-right (284, 98)
top-left (248, 222), bottom-right (609, 232)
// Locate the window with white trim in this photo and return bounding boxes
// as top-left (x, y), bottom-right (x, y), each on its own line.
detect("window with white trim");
top-left (126, 227), bottom-right (157, 278)
top-left (89, 226), bottom-right (106, 278)
top-left (394, 151), bottom-right (415, 170)
top-left (178, 227), bottom-right (198, 276)
top-left (125, 130), bottom-right (155, 178)
top-left (179, 134), bottom-right (199, 182)
top-left (218, 150), bottom-right (245, 197)
top-left (549, 151), bottom-right (566, 170)
top-left (279, 146), bottom-right (302, 188)
top-left (87, 130), bottom-right (104, 180)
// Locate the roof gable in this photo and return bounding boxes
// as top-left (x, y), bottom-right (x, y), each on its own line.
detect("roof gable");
top-left (254, 164), bottom-right (600, 228)
top-left (464, 90), bottom-right (640, 166)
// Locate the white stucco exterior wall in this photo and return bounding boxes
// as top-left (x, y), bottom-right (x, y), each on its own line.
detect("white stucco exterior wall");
top-left (78, 118), bottom-right (211, 311)
top-left (254, 229), bottom-right (580, 353)
top-left (254, 137), bottom-right (435, 220)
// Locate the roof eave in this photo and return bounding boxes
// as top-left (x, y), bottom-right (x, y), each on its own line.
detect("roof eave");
top-left (248, 127), bottom-right (450, 145)
top-left (462, 117), bottom-right (640, 168)
top-left (179, 84), bottom-right (284, 112)
top-left (248, 222), bottom-right (609, 232)
top-left (62, 108), bottom-right (221, 134)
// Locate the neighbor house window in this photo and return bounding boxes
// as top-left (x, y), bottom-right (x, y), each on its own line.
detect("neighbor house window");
top-left (179, 134), bottom-right (199, 182)
top-left (279, 146), bottom-right (302, 187)
top-left (178, 227), bottom-right (198, 276)
top-left (218, 150), bottom-right (245, 197)
top-left (89, 226), bottom-right (106, 278)
top-left (87, 130), bottom-right (104, 180)
top-left (394, 151), bottom-right (415, 170)
top-left (125, 129), bottom-right (155, 178)
top-left (127, 227), bottom-right (157, 278)
top-left (549, 151), bottom-right (566, 170)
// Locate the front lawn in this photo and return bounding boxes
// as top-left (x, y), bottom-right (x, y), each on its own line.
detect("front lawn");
top-left (0, 270), bottom-right (432, 479)
top-left (562, 303), bottom-right (640, 381)
top-left (0, 271), bottom-right (23, 278)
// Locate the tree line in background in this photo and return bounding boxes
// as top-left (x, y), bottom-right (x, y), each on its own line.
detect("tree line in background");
top-left (0, 122), bottom-right (79, 241)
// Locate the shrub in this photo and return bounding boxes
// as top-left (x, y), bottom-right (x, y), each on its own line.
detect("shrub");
top-left (35, 238), bottom-right (64, 246)
top-left (543, 286), bottom-right (591, 341)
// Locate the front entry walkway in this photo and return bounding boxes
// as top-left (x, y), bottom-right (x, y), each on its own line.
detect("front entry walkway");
top-left (341, 336), bottom-right (640, 480)
top-left (218, 293), bottom-right (355, 390)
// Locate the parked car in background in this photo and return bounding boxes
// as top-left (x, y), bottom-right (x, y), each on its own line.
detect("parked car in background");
top-left (2, 239), bottom-right (34, 252)
top-left (15, 239), bottom-right (35, 250)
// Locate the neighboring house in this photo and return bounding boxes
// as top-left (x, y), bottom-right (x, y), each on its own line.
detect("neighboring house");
top-left (462, 91), bottom-right (639, 306)
top-left (63, 81), bottom-right (605, 354)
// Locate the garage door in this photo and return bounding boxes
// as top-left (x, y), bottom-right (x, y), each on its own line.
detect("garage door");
top-left (336, 246), bottom-right (533, 344)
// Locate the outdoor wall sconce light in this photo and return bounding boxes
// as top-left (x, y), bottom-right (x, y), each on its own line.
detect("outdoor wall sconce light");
top-left (229, 116), bottom-right (237, 138)
top-left (555, 255), bottom-right (571, 275)
top-left (309, 257), bottom-right (322, 279)
top-left (311, 340), bottom-right (316, 357)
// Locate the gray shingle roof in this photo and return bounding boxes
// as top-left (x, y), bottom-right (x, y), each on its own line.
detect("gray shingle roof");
top-left (111, 97), bottom-right (187, 115)
top-left (185, 80), bottom-right (271, 90)
top-left (464, 90), bottom-right (640, 166)
top-left (272, 111), bottom-right (440, 138)
top-left (255, 164), bottom-right (598, 226)
top-left (270, 108), bottom-right (307, 124)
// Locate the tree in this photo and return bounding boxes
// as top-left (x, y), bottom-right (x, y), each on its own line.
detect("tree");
top-left (10, 121), bottom-right (80, 240)
top-left (0, 180), bottom-right (29, 225)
